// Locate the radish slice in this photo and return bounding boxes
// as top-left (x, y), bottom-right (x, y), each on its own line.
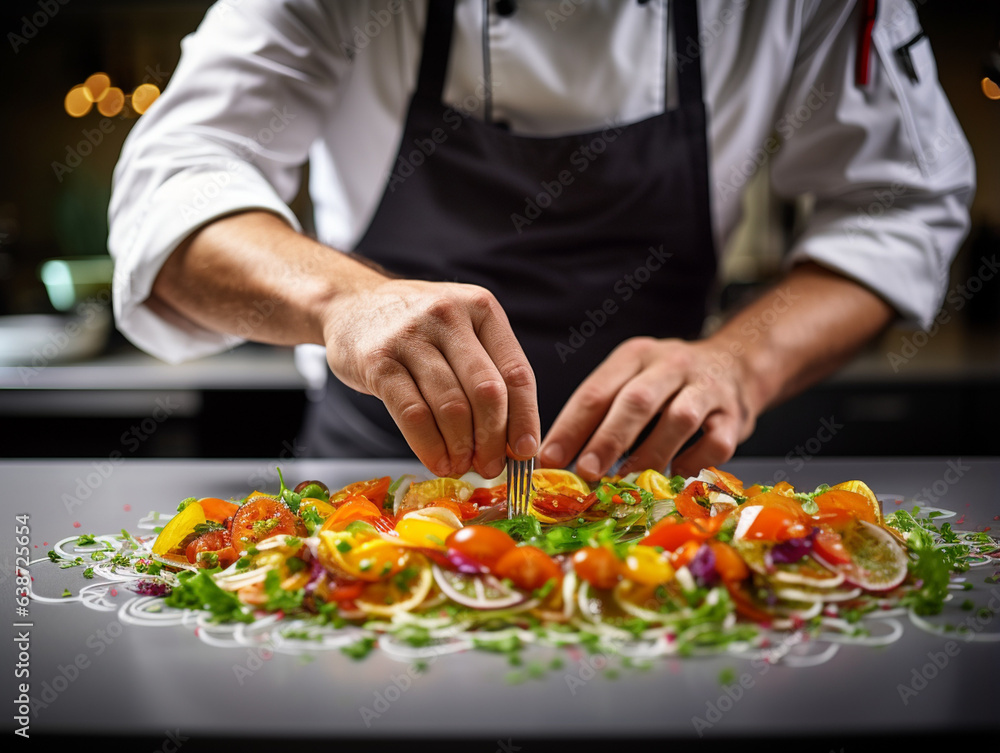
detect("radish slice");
top-left (815, 520), bottom-right (909, 592)
top-left (431, 564), bottom-right (529, 610)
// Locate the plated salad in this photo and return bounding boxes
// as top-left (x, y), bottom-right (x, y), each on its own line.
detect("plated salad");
top-left (42, 466), bottom-right (1000, 664)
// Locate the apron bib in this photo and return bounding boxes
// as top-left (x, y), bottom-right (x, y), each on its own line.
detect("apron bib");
top-left (302, 0), bottom-right (717, 459)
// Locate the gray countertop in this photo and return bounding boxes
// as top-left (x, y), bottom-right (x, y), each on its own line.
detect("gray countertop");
top-left (2, 457), bottom-right (999, 749)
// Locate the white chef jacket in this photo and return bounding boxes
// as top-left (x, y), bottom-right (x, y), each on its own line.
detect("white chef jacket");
top-left (108, 0), bottom-right (975, 365)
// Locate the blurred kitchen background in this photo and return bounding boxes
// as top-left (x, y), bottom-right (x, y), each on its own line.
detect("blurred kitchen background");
top-left (0, 0), bottom-right (997, 461)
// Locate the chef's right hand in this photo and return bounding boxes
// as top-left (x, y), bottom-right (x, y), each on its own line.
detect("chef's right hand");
top-left (320, 277), bottom-right (539, 479)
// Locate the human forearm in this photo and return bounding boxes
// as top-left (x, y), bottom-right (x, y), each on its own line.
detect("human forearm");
top-left (150, 210), bottom-right (384, 347)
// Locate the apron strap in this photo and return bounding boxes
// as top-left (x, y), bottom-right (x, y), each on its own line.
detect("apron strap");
top-left (415, 0), bottom-right (458, 100)
top-left (671, 0), bottom-right (705, 108)
top-left (415, 0), bottom-right (706, 109)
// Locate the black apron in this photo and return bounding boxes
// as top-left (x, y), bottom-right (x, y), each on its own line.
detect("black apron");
top-left (302, 0), bottom-right (717, 460)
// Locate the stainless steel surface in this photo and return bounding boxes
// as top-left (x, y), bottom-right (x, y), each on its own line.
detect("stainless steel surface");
top-left (3, 457), bottom-right (999, 749)
top-left (506, 455), bottom-right (534, 518)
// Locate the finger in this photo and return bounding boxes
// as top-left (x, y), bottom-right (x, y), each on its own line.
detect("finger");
top-left (438, 335), bottom-right (509, 479)
top-left (539, 352), bottom-right (646, 471)
top-left (670, 411), bottom-right (742, 478)
top-left (571, 368), bottom-right (685, 481)
top-left (466, 290), bottom-right (540, 469)
top-left (401, 344), bottom-right (476, 476)
top-left (366, 357), bottom-right (452, 477)
top-left (616, 384), bottom-right (711, 476)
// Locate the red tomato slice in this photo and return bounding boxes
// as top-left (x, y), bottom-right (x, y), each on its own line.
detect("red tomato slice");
top-left (325, 579), bottom-right (365, 603)
top-left (231, 496), bottom-right (302, 549)
top-left (185, 530), bottom-right (238, 569)
top-left (741, 506), bottom-right (811, 542)
top-left (530, 490), bottom-right (597, 518)
top-left (469, 484), bottom-right (506, 509)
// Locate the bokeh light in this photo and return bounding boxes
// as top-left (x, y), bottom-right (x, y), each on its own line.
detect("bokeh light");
top-left (982, 76), bottom-right (1000, 100)
top-left (64, 85), bottom-right (93, 117)
top-left (97, 86), bottom-right (125, 117)
top-left (83, 72), bottom-right (111, 103)
top-left (131, 83), bottom-right (161, 114)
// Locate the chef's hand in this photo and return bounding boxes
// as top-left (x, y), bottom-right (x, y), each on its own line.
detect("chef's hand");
top-left (321, 277), bottom-right (539, 479)
top-left (538, 336), bottom-right (757, 481)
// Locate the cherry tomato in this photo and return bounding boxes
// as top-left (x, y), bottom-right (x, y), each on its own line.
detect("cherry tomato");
top-left (445, 525), bottom-right (517, 568)
top-left (185, 530), bottom-right (238, 569)
top-left (324, 578), bottom-right (365, 603)
top-left (492, 546), bottom-right (562, 591)
top-left (706, 540), bottom-right (749, 583)
top-left (572, 546), bottom-right (622, 590)
top-left (230, 496), bottom-right (301, 549)
top-left (426, 497), bottom-right (481, 521)
top-left (812, 526), bottom-right (852, 565)
top-left (197, 497), bottom-right (240, 523)
top-left (811, 489), bottom-right (878, 529)
top-left (741, 506), bottom-right (810, 542)
top-left (640, 516), bottom-right (714, 551)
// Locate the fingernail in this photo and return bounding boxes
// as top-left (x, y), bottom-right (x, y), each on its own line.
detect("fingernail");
top-left (577, 452), bottom-right (601, 479)
top-left (434, 459), bottom-right (452, 477)
top-left (540, 442), bottom-right (565, 467)
top-left (515, 433), bottom-right (538, 458)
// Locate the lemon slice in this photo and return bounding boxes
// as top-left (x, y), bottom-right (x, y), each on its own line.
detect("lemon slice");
top-left (151, 502), bottom-right (206, 555)
top-left (532, 468), bottom-right (590, 496)
top-left (355, 557), bottom-right (433, 616)
top-left (831, 480), bottom-right (882, 525)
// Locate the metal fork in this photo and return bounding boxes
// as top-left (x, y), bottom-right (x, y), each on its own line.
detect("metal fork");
top-left (506, 454), bottom-right (534, 518)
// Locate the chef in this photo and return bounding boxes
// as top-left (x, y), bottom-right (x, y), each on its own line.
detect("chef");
top-left (108, 0), bottom-right (974, 481)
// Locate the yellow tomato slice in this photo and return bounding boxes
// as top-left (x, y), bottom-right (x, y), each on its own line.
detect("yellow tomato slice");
top-left (394, 517), bottom-right (457, 550)
top-left (299, 497), bottom-right (337, 519)
top-left (151, 502), bottom-right (206, 555)
top-left (635, 469), bottom-right (675, 500)
top-left (318, 531), bottom-right (409, 581)
top-left (623, 546), bottom-right (675, 585)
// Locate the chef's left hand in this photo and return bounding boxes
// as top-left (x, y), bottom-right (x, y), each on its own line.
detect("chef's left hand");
top-left (538, 335), bottom-right (759, 480)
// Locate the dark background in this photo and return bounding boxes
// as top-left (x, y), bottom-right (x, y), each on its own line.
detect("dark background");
top-left (0, 0), bottom-right (998, 461)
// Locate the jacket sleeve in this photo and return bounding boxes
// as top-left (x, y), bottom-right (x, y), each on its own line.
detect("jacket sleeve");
top-left (107, 0), bottom-right (352, 363)
top-left (768, 0), bottom-right (975, 330)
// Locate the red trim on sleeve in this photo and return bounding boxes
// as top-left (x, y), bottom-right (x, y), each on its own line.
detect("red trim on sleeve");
top-left (856, 0), bottom-right (878, 86)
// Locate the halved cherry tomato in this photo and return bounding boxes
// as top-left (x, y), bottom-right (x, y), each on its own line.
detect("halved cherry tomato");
top-left (330, 476), bottom-right (392, 508)
top-left (445, 525), bottom-right (517, 568)
top-left (492, 546), bottom-right (562, 591)
top-left (426, 497), bottom-right (481, 521)
top-left (812, 489), bottom-right (878, 529)
top-left (671, 540), bottom-right (703, 568)
top-left (673, 481), bottom-right (712, 520)
top-left (706, 540), bottom-right (749, 583)
top-left (230, 496), bottom-right (301, 549)
top-left (571, 546), bottom-right (621, 589)
top-left (198, 497), bottom-right (240, 523)
top-left (320, 495), bottom-right (384, 532)
top-left (185, 529), bottom-right (239, 569)
top-left (812, 526), bottom-right (852, 564)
